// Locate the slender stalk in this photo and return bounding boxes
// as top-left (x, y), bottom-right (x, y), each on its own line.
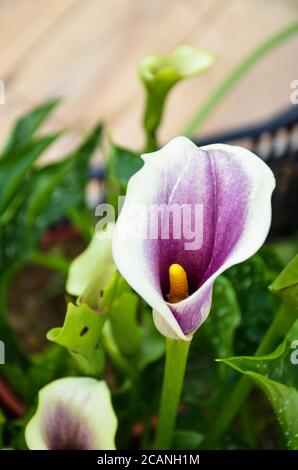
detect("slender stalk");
top-left (143, 93), bottom-right (165, 153)
top-left (183, 21), bottom-right (298, 136)
top-left (154, 338), bottom-right (191, 449)
top-left (202, 301), bottom-right (298, 448)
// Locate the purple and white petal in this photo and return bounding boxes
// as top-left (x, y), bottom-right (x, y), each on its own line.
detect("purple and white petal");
top-left (25, 377), bottom-right (117, 450)
top-left (113, 137), bottom-right (275, 339)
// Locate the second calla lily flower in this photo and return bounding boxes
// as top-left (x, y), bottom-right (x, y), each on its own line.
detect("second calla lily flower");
top-left (25, 377), bottom-right (117, 450)
top-left (113, 137), bottom-right (275, 340)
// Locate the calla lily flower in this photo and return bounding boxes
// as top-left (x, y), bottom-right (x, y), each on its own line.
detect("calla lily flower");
top-left (25, 377), bottom-right (117, 450)
top-left (113, 137), bottom-right (275, 340)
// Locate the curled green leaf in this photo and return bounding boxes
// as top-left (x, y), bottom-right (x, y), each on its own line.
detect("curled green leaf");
top-left (47, 303), bottom-right (106, 377)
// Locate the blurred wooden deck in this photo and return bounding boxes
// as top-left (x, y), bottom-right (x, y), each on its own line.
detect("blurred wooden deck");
top-left (0, 0), bottom-right (298, 159)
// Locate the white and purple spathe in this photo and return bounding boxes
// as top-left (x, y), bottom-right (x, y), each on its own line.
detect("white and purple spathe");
top-left (25, 377), bottom-right (117, 450)
top-left (113, 137), bottom-right (275, 340)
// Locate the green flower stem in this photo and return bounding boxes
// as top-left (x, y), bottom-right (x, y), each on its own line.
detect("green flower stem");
top-left (154, 338), bottom-right (191, 449)
top-left (202, 301), bottom-right (298, 448)
top-left (144, 93), bottom-right (166, 153)
top-left (183, 21), bottom-right (298, 136)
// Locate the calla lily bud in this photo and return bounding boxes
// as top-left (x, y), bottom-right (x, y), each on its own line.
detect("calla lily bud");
top-left (139, 46), bottom-right (215, 91)
top-left (139, 46), bottom-right (215, 151)
top-left (25, 377), bottom-right (117, 450)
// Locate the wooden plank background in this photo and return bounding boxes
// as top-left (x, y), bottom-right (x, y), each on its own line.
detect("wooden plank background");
top-left (0, 0), bottom-right (297, 161)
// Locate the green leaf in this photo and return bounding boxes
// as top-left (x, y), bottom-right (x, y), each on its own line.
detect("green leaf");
top-left (201, 276), bottom-right (241, 379)
top-left (172, 430), bottom-right (204, 450)
top-left (108, 142), bottom-right (143, 189)
top-left (1, 99), bottom-right (60, 155)
top-left (288, 318), bottom-right (298, 343)
top-left (0, 115), bottom-right (101, 372)
top-left (47, 302), bottom-right (106, 377)
top-left (0, 124), bottom-right (101, 274)
top-left (225, 249), bottom-right (281, 354)
top-left (24, 124), bottom-right (102, 232)
top-left (139, 46), bottom-right (214, 151)
top-left (0, 134), bottom-right (59, 214)
top-left (28, 346), bottom-right (75, 397)
top-left (251, 377), bottom-right (298, 450)
top-left (219, 339), bottom-right (298, 449)
top-left (219, 338), bottom-right (298, 387)
top-left (23, 159), bottom-right (72, 228)
top-left (269, 254), bottom-right (298, 308)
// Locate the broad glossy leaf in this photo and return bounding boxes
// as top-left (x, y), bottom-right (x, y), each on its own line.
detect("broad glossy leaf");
top-left (219, 339), bottom-right (298, 387)
top-left (219, 339), bottom-right (298, 449)
top-left (47, 302), bottom-right (106, 377)
top-left (251, 377), bottom-right (298, 450)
